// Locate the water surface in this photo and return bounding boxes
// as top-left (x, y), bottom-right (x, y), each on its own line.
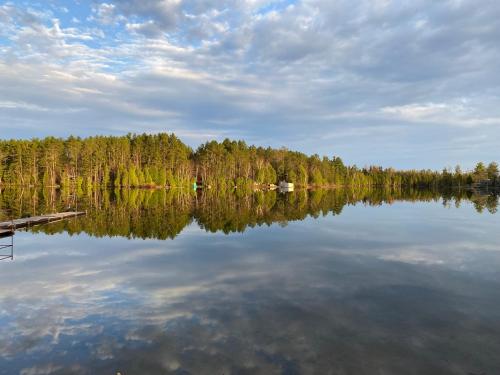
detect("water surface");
top-left (0, 188), bottom-right (499, 374)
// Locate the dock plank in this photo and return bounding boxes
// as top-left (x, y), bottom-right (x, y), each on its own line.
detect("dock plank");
top-left (0, 212), bottom-right (85, 230)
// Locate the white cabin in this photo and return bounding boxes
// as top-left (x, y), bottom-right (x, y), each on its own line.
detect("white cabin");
top-left (279, 181), bottom-right (294, 192)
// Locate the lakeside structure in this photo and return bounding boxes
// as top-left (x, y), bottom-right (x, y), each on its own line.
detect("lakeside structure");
top-left (279, 181), bottom-right (294, 192)
top-left (0, 212), bottom-right (86, 232)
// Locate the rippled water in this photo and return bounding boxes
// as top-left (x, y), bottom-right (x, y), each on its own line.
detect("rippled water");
top-left (0, 189), bottom-right (499, 374)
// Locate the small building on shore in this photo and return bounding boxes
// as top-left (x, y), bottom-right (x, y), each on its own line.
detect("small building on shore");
top-left (279, 181), bottom-right (294, 192)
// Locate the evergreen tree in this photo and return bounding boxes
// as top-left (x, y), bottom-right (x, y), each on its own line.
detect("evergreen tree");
top-left (474, 162), bottom-right (488, 182)
top-left (487, 162), bottom-right (499, 183)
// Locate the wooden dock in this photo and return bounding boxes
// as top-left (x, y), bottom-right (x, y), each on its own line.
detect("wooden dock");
top-left (0, 212), bottom-right (86, 232)
top-left (0, 229), bottom-right (14, 238)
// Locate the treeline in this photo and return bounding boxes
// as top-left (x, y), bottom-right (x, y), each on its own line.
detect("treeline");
top-left (0, 187), bottom-right (497, 239)
top-left (0, 133), bottom-right (498, 189)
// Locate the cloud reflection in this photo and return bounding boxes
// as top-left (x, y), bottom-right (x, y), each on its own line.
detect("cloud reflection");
top-left (0, 202), bottom-right (499, 374)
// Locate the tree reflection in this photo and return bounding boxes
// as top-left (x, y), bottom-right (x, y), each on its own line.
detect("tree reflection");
top-left (0, 187), bottom-right (498, 240)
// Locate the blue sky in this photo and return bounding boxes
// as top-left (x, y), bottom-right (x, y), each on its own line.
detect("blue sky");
top-left (0, 0), bottom-right (499, 169)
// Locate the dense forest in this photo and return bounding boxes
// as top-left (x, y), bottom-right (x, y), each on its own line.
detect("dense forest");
top-left (0, 187), bottom-right (497, 239)
top-left (0, 133), bottom-right (498, 189)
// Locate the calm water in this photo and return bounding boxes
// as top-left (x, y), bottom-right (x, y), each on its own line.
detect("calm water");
top-left (0, 189), bottom-right (499, 374)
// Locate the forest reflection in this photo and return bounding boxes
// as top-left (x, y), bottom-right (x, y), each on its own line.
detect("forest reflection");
top-left (0, 187), bottom-right (498, 240)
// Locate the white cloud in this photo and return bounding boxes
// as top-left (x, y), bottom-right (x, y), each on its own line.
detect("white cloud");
top-left (381, 102), bottom-right (500, 128)
top-left (0, 0), bottom-right (499, 168)
top-left (0, 100), bottom-right (49, 111)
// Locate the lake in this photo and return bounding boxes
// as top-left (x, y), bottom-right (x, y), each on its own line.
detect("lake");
top-left (0, 188), bottom-right (499, 374)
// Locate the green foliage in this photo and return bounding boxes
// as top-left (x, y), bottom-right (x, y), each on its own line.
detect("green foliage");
top-left (157, 169), bottom-right (167, 186)
top-left (255, 168), bottom-right (265, 184)
top-left (264, 164), bottom-right (277, 184)
top-left (165, 170), bottom-right (175, 187)
top-left (310, 169), bottom-right (324, 185)
top-left (114, 169), bottom-right (122, 187)
top-left (129, 166), bottom-right (139, 187)
top-left (297, 165), bottom-right (308, 186)
top-left (42, 170), bottom-right (50, 187)
top-left (0, 133), bottom-right (497, 190)
top-left (102, 166), bottom-right (110, 187)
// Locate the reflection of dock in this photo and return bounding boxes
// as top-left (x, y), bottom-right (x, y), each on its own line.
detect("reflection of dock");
top-left (0, 229), bottom-right (14, 238)
top-left (0, 212), bottom-right (86, 231)
top-left (0, 212), bottom-right (85, 262)
top-left (0, 231), bottom-right (13, 261)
